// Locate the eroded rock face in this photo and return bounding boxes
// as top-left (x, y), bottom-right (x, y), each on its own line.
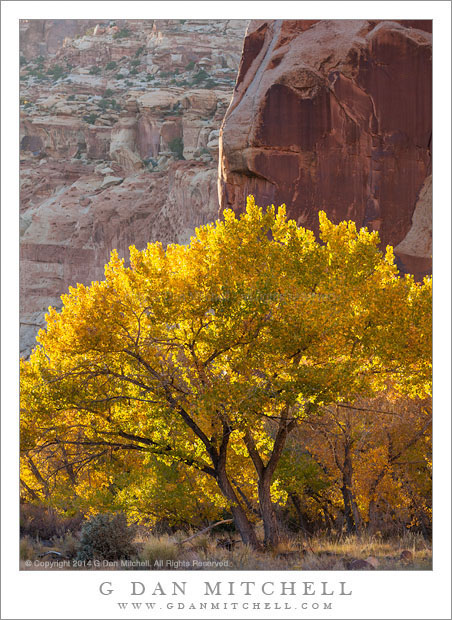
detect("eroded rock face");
top-left (219, 19), bottom-right (432, 278)
top-left (20, 19), bottom-right (248, 356)
top-left (20, 19), bottom-right (99, 59)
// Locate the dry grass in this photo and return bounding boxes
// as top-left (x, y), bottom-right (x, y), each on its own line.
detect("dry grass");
top-left (19, 529), bottom-right (432, 571)
top-left (138, 534), bottom-right (180, 566)
top-left (19, 537), bottom-right (36, 561)
top-left (297, 531), bottom-right (432, 570)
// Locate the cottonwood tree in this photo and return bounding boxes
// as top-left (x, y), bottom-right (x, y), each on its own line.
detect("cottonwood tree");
top-left (20, 197), bottom-right (432, 547)
top-left (291, 395), bottom-right (432, 535)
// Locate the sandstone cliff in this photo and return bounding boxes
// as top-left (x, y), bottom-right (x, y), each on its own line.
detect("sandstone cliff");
top-left (219, 19), bottom-right (432, 279)
top-left (20, 19), bottom-right (248, 356)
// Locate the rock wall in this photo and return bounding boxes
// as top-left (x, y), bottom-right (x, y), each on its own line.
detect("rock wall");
top-left (219, 19), bottom-right (432, 278)
top-left (19, 19), bottom-right (99, 59)
top-left (20, 19), bottom-right (248, 356)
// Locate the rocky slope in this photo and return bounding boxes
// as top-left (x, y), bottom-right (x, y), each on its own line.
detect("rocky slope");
top-left (20, 19), bottom-right (248, 356)
top-left (219, 19), bottom-right (432, 279)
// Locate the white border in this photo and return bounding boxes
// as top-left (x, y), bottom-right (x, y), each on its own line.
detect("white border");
top-left (2, 2), bottom-right (451, 619)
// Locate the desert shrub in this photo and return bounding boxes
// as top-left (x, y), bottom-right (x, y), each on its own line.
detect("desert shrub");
top-left (185, 61), bottom-right (195, 71)
top-left (115, 73), bottom-right (124, 80)
top-left (20, 504), bottom-right (83, 540)
top-left (67, 94), bottom-right (75, 101)
top-left (97, 98), bottom-right (120, 112)
top-left (77, 513), bottom-right (137, 561)
top-left (139, 535), bottom-right (179, 567)
top-left (20, 56), bottom-right (27, 66)
top-left (97, 98), bottom-right (109, 110)
top-left (106, 61), bottom-right (117, 71)
top-left (83, 113), bottom-right (98, 125)
top-left (47, 65), bottom-right (65, 80)
top-left (28, 70), bottom-right (48, 81)
top-left (135, 46), bottom-right (145, 57)
top-left (113, 28), bottom-right (132, 39)
top-left (168, 137), bottom-right (184, 160)
top-left (104, 88), bottom-right (114, 97)
top-left (89, 66), bottom-right (101, 75)
top-left (191, 68), bottom-right (209, 84)
top-left (129, 68), bottom-right (138, 76)
top-left (131, 59), bottom-right (140, 67)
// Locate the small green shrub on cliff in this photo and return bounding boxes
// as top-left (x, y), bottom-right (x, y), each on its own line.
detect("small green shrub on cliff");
top-left (204, 79), bottom-right (218, 89)
top-left (168, 137), bottom-right (184, 160)
top-left (89, 66), bottom-right (101, 75)
top-left (83, 113), bottom-right (98, 125)
top-left (106, 61), bottom-right (117, 71)
top-left (192, 68), bottom-right (209, 84)
top-left (77, 513), bottom-right (137, 561)
top-left (46, 65), bottom-right (66, 80)
top-left (113, 28), bottom-right (132, 39)
top-left (97, 98), bottom-right (120, 112)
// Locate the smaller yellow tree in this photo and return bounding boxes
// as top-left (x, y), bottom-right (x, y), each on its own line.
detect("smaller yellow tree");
top-left (21, 197), bottom-right (432, 547)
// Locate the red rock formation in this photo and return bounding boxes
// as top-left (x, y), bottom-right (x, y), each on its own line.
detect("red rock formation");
top-left (219, 20), bottom-right (432, 278)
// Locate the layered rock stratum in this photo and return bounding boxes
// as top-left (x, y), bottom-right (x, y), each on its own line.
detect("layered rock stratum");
top-left (20, 19), bottom-right (247, 356)
top-left (219, 19), bottom-right (432, 279)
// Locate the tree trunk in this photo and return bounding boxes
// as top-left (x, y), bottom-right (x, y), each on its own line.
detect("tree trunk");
top-left (368, 499), bottom-right (378, 535)
top-left (242, 409), bottom-right (297, 548)
top-left (216, 466), bottom-right (260, 549)
top-left (341, 442), bottom-right (361, 534)
top-left (258, 474), bottom-right (281, 547)
top-left (289, 492), bottom-right (311, 536)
